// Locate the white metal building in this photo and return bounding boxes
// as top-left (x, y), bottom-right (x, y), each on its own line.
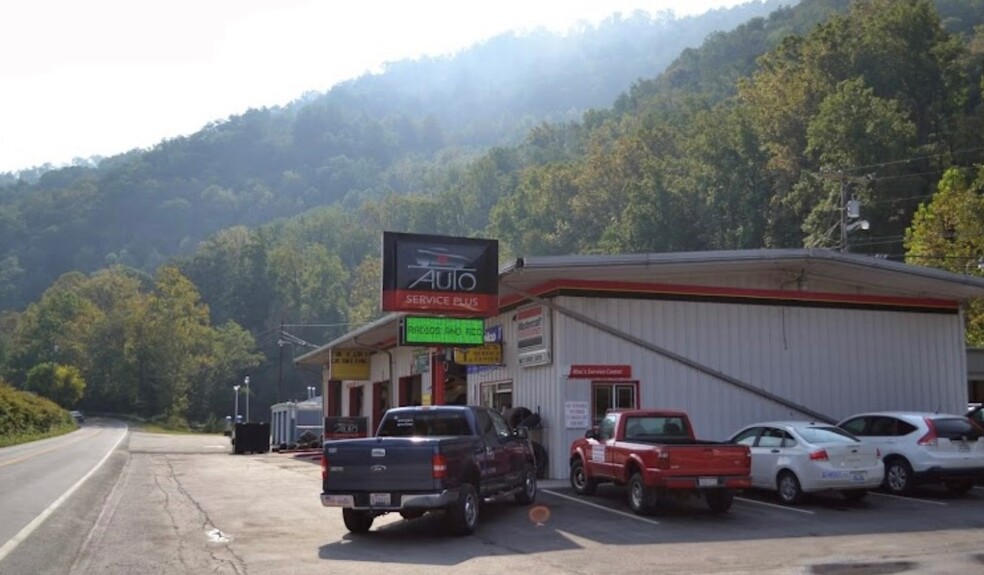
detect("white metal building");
top-left (295, 249), bottom-right (984, 479)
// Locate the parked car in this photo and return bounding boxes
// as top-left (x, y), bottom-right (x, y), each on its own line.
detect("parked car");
top-left (728, 421), bottom-right (883, 504)
top-left (568, 409), bottom-right (751, 514)
top-left (70, 410), bottom-right (85, 423)
top-left (968, 404), bottom-right (983, 427)
top-left (320, 405), bottom-right (536, 535)
top-left (838, 411), bottom-right (984, 495)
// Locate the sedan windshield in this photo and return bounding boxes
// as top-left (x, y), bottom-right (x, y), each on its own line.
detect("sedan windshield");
top-left (796, 426), bottom-right (859, 444)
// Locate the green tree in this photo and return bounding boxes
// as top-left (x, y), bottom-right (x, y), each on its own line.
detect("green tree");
top-left (25, 362), bottom-right (85, 408)
top-left (905, 166), bottom-right (984, 343)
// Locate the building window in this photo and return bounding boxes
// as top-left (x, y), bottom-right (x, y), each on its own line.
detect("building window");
top-left (591, 381), bottom-right (638, 424)
top-left (479, 381), bottom-right (513, 413)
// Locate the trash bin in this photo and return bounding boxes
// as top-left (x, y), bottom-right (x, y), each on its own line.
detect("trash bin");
top-left (232, 422), bottom-right (271, 454)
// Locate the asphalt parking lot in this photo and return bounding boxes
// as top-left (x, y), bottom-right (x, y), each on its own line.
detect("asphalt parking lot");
top-left (43, 431), bottom-right (984, 575)
top-left (535, 480), bottom-right (984, 544)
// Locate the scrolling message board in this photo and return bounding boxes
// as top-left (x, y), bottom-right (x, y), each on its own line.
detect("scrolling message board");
top-left (381, 232), bottom-right (499, 316)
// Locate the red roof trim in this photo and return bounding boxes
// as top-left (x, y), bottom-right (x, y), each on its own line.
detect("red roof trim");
top-left (499, 278), bottom-right (958, 311)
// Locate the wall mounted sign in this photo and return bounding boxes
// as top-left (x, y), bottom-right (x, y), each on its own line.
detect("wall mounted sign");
top-left (565, 401), bottom-right (590, 429)
top-left (329, 349), bottom-right (371, 380)
top-left (324, 416), bottom-right (368, 440)
top-left (454, 343), bottom-right (503, 365)
top-left (411, 349), bottom-right (430, 374)
top-left (400, 316), bottom-right (485, 346)
top-left (381, 231), bottom-right (499, 316)
top-left (516, 304), bottom-right (552, 367)
top-left (567, 365), bottom-right (633, 379)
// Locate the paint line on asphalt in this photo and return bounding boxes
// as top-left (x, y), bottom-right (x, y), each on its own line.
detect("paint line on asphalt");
top-left (0, 426), bottom-right (129, 563)
top-left (0, 430), bottom-right (102, 468)
top-left (541, 488), bottom-right (661, 525)
top-left (868, 491), bottom-right (948, 506)
top-left (734, 496), bottom-right (816, 515)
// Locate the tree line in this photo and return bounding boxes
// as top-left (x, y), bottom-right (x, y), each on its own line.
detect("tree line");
top-left (4, 0), bottom-right (984, 425)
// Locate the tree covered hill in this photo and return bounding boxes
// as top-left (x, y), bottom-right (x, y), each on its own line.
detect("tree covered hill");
top-left (7, 0), bottom-right (984, 423)
top-left (0, 0), bottom-right (784, 314)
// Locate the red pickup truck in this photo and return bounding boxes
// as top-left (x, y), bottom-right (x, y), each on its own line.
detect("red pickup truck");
top-left (569, 409), bottom-right (751, 514)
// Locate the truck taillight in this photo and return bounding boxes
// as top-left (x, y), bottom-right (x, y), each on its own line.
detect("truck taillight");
top-left (809, 449), bottom-right (828, 461)
top-left (432, 454), bottom-right (447, 479)
top-left (321, 454), bottom-right (328, 480)
top-left (655, 450), bottom-right (671, 469)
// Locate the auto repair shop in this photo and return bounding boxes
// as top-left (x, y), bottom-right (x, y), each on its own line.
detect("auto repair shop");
top-left (294, 248), bottom-right (984, 479)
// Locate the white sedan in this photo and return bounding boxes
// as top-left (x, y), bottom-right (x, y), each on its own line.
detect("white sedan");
top-left (729, 421), bottom-right (883, 504)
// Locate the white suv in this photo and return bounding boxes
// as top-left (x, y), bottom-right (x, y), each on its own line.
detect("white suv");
top-left (838, 411), bottom-right (984, 495)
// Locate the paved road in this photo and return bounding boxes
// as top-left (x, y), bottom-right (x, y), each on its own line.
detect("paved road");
top-left (0, 419), bottom-right (127, 566)
top-left (2, 427), bottom-right (984, 574)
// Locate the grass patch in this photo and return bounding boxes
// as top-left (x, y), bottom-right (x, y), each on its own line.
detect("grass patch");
top-left (0, 421), bottom-right (78, 448)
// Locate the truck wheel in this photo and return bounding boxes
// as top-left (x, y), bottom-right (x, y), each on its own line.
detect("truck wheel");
top-left (342, 509), bottom-right (374, 534)
top-left (514, 465), bottom-right (537, 505)
top-left (446, 483), bottom-right (480, 536)
top-left (628, 472), bottom-right (655, 515)
top-left (705, 489), bottom-right (733, 513)
top-left (777, 471), bottom-right (804, 505)
top-left (569, 459), bottom-right (598, 495)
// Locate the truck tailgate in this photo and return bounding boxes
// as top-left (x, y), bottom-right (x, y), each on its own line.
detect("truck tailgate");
top-left (324, 437), bottom-right (468, 493)
top-left (661, 444), bottom-right (750, 477)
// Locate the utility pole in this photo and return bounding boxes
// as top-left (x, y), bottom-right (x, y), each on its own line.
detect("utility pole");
top-left (277, 320), bottom-right (285, 403)
top-left (839, 178), bottom-right (848, 252)
top-left (821, 168), bottom-right (871, 252)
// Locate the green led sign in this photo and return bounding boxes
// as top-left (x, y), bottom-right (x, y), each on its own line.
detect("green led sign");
top-left (400, 316), bottom-right (485, 346)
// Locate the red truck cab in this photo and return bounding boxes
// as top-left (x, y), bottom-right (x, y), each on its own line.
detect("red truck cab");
top-left (568, 409), bottom-right (751, 514)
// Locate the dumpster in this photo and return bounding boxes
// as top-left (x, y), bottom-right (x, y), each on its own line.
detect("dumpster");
top-left (232, 422), bottom-right (271, 454)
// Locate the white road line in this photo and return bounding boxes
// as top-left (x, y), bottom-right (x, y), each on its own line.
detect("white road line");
top-left (734, 496), bottom-right (816, 515)
top-left (541, 488), bottom-right (660, 525)
top-left (0, 427), bottom-right (129, 563)
top-left (868, 491), bottom-right (948, 506)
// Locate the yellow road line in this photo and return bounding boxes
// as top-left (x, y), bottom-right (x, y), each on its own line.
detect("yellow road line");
top-left (0, 429), bottom-right (102, 468)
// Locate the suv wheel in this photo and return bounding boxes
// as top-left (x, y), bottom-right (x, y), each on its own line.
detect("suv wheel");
top-left (883, 458), bottom-right (915, 495)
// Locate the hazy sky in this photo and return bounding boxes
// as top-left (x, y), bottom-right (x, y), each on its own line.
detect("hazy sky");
top-left (1, 0), bottom-right (752, 173)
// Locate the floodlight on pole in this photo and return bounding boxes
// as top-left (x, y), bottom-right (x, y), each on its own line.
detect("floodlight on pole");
top-left (244, 376), bottom-right (250, 423)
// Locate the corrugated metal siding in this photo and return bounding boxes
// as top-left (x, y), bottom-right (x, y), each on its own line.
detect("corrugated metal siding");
top-left (555, 296), bottom-right (965, 440)
top-left (491, 293), bottom-right (963, 479)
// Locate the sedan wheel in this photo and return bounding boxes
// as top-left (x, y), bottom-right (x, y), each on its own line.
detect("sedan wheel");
top-left (777, 471), bottom-right (803, 505)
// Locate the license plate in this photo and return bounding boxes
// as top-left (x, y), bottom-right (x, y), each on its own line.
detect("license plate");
top-left (370, 492), bottom-right (391, 506)
top-left (851, 471), bottom-right (867, 482)
top-left (958, 442), bottom-right (970, 452)
top-left (698, 477), bottom-right (718, 487)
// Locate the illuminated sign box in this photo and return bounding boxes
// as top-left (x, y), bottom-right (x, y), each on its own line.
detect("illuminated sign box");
top-left (400, 316), bottom-right (485, 346)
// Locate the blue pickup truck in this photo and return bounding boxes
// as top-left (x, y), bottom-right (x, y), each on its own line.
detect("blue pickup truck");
top-left (320, 405), bottom-right (537, 535)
